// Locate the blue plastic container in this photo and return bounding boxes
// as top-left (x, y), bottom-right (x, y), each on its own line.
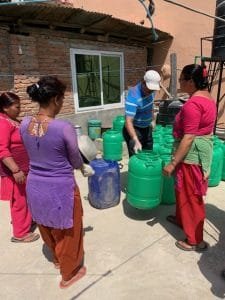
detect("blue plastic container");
top-left (88, 159), bottom-right (121, 209)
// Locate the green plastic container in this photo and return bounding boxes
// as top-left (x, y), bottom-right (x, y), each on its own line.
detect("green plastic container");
top-left (161, 154), bottom-right (176, 204)
top-left (153, 134), bottom-right (163, 154)
top-left (127, 151), bottom-right (162, 209)
top-left (88, 119), bottom-right (102, 140)
top-left (222, 142), bottom-right (225, 181)
top-left (163, 135), bottom-right (174, 145)
top-left (154, 124), bottom-right (163, 133)
top-left (159, 144), bottom-right (172, 156)
top-left (208, 138), bottom-right (223, 187)
top-left (113, 115), bottom-right (125, 132)
top-left (103, 129), bottom-right (123, 161)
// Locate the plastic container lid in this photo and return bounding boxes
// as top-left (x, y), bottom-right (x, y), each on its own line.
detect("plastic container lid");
top-left (88, 119), bottom-right (102, 125)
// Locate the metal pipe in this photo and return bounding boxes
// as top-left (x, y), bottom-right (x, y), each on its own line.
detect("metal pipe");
top-left (163, 0), bottom-right (225, 24)
top-left (137, 0), bottom-right (159, 41)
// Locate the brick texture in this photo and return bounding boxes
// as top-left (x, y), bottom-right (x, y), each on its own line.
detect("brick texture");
top-left (0, 26), bottom-right (147, 118)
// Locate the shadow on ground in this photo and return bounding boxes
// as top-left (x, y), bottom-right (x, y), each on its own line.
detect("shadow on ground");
top-left (42, 243), bottom-right (53, 263)
top-left (197, 203), bottom-right (225, 299)
top-left (122, 195), bottom-right (225, 299)
top-left (120, 170), bottom-right (128, 193)
top-left (122, 197), bottom-right (184, 241)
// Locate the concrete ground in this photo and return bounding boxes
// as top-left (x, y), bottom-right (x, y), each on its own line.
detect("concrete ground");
top-left (1, 157), bottom-right (225, 300)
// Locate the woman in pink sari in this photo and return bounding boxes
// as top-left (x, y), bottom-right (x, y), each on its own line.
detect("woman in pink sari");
top-left (163, 64), bottom-right (216, 252)
top-left (0, 92), bottom-right (39, 243)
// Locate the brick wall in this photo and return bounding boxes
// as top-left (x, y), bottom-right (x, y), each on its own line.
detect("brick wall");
top-left (0, 27), bottom-right (13, 91)
top-left (0, 26), bottom-right (148, 123)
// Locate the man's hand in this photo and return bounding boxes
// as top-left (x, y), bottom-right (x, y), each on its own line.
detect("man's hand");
top-left (133, 137), bottom-right (142, 153)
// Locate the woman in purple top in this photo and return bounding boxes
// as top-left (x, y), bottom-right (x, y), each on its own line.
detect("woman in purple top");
top-left (20, 76), bottom-right (86, 289)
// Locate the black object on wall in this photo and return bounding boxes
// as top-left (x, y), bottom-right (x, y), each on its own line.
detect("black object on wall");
top-left (212, 0), bottom-right (225, 60)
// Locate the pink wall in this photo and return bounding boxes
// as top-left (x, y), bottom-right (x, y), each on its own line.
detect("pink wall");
top-left (70, 1), bottom-right (225, 126)
top-left (70, 0), bottom-right (215, 68)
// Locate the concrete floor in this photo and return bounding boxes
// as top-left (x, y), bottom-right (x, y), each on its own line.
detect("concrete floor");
top-left (1, 157), bottom-right (225, 300)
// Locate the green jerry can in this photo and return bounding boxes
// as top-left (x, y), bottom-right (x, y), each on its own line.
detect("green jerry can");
top-left (208, 137), bottom-right (223, 187)
top-left (113, 115), bottom-right (125, 133)
top-left (103, 129), bottom-right (123, 161)
top-left (160, 154), bottom-right (176, 204)
top-left (127, 151), bottom-right (162, 209)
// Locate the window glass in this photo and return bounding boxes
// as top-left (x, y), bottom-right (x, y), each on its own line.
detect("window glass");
top-left (75, 54), bottom-right (101, 107)
top-left (102, 55), bottom-right (121, 105)
top-left (73, 51), bottom-right (123, 111)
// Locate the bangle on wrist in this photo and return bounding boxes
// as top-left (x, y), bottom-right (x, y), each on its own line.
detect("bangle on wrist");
top-left (12, 169), bottom-right (20, 174)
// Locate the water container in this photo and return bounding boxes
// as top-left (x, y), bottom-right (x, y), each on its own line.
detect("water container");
top-left (157, 99), bottom-right (183, 126)
top-left (215, 126), bottom-right (225, 140)
top-left (103, 129), bottom-right (123, 161)
top-left (154, 124), bottom-right (163, 133)
top-left (161, 155), bottom-right (176, 205)
top-left (167, 100), bottom-right (183, 121)
top-left (208, 138), bottom-right (224, 187)
top-left (88, 159), bottom-right (120, 209)
top-left (157, 100), bottom-right (173, 125)
top-left (88, 119), bottom-right (101, 140)
top-left (163, 125), bottom-right (173, 135)
top-left (127, 151), bottom-right (162, 209)
top-left (163, 134), bottom-right (174, 145)
top-left (153, 133), bottom-right (163, 154)
top-left (212, 0), bottom-right (225, 59)
top-left (222, 141), bottom-right (225, 180)
top-left (159, 144), bottom-right (172, 156)
top-left (113, 115), bottom-right (125, 133)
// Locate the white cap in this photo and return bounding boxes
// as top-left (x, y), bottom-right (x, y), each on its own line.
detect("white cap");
top-left (144, 70), bottom-right (161, 90)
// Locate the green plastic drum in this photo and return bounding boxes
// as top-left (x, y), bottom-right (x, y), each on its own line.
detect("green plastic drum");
top-left (127, 151), bottom-right (162, 209)
top-left (103, 129), bottom-right (123, 161)
top-left (208, 137), bottom-right (223, 187)
top-left (88, 119), bottom-right (102, 140)
top-left (113, 115), bottom-right (125, 133)
top-left (222, 141), bottom-right (225, 181)
top-left (161, 154), bottom-right (176, 205)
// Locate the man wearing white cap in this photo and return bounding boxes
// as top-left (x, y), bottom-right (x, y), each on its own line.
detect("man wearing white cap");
top-left (123, 70), bottom-right (161, 157)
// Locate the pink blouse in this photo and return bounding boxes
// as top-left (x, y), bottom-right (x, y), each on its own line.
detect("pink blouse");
top-left (0, 113), bottom-right (29, 177)
top-left (173, 95), bottom-right (217, 139)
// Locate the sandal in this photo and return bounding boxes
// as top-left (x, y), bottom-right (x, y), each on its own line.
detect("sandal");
top-left (11, 232), bottom-right (40, 243)
top-left (166, 215), bottom-right (181, 228)
top-left (175, 240), bottom-right (209, 252)
top-left (59, 266), bottom-right (86, 289)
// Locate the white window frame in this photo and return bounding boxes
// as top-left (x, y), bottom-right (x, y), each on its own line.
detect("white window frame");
top-left (70, 49), bottom-right (125, 113)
